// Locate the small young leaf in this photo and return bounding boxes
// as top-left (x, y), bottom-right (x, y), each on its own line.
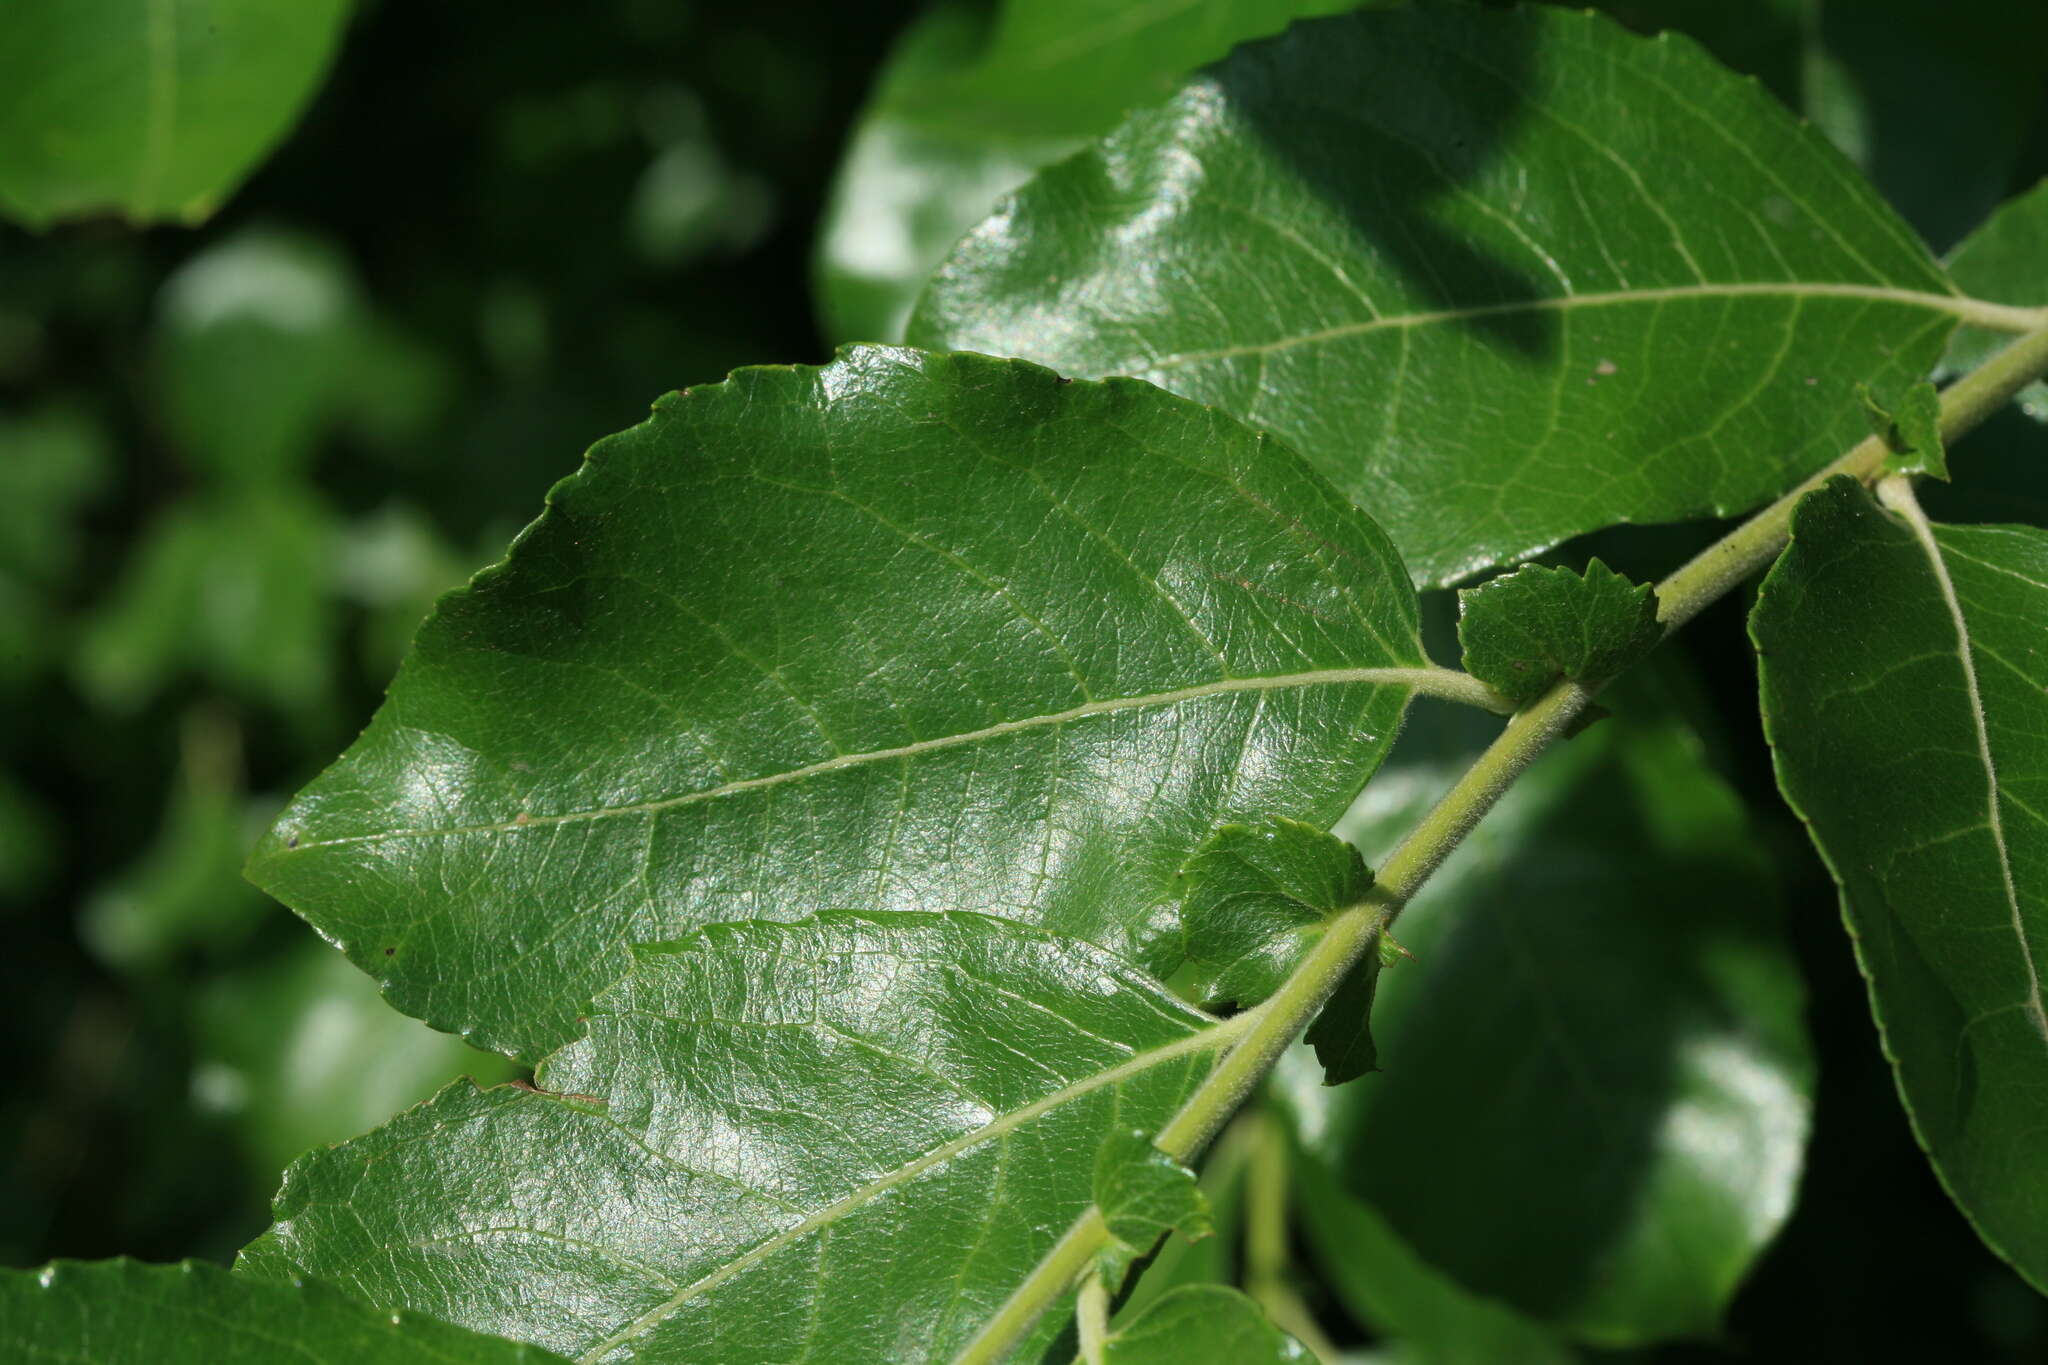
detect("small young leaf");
top-left (1754, 476), bottom-right (2048, 1293)
top-left (0, 1259), bottom-right (561, 1363)
top-left (1304, 950), bottom-right (1385, 1085)
top-left (1457, 560), bottom-right (1663, 706)
top-left (1942, 180), bottom-right (2048, 424)
top-left (239, 912), bottom-right (1232, 1363)
top-left (1102, 1284), bottom-right (1310, 1364)
top-left (0, 1), bottom-right (352, 228)
top-left (1863, 380), bottom-right (1949, 480)
top-left (1094, 1128), bottom-right (1212, 1280)
top-left (251, 347), bottom-right (1427, 1062)
top-left (912, 3), bottom-right (1961, 585)
top-left (1177, 816), bottom-right (1372, 1008)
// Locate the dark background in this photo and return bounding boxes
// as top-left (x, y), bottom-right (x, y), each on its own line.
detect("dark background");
top-left (2, 2), bottom-right (2043, 1360)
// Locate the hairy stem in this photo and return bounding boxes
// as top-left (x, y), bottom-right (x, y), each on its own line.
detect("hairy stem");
top-left (1076, 1276), bottom-right (1109, 1365)
top-left (955, 321), bottom-right (2048, 1364)
top-left (1655, 320), bottom-right (2048, 632)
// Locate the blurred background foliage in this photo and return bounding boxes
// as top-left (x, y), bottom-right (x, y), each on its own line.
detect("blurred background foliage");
top-left (1, 0), bottom-right (2044, 1360)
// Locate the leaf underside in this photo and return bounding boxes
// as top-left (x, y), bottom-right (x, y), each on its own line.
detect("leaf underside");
top-left (910, 2), bottom-right (1960, 585)
top-left (249, 345), bottom-right (1425, 1062)
top-left (1753, 477), bottom-right (2048, 1291)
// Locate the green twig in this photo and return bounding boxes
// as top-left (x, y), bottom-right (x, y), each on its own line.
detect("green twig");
top-left (953, 321), bottom-right (2048, 1364)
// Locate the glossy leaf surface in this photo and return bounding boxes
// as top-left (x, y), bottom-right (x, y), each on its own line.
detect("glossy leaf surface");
top-left (250, 346), bottom-right (1425, 1061)
top-left (1102, 1285), bottom-right (1308, 1364)
top-left (239, 912), bottom-right (1230, 1364)
top-left (1296, 703), bottom-right (1812, 1344)
top-left (1753, 476), bottom-right (2048, 1290)
top-left (0, 0), bottom-right (352, 228)
top-left (0, 1259), bottom-right (561, 1363)
top-left (912, 3), bottom-right (1963, 585)
top-left (1458, 560), bottom-right (1662, 705)
top-left (817, 0), bottom-right (1359, 344)
top-left (1942, 181), bottom-right (2048, 424)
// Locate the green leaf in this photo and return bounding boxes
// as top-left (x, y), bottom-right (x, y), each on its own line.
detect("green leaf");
top-left (249, 346), bottom-right (1426, 1062)
top-left (0, 1259), bottom-right (561, 1363)
top-left (1294, 699), bottom-right (1812, 1344)
top-left (239, 912), bottom-right (1233, 1363)
top-left (1177, 815), bottom-right (1373, 1008)
top-left (910, 3), bottom-right (1962, 586)
top-left (1302, 945), bottom-right (1385, 1086)
top-left (1095, 1127), bottom-right (1212, 1279)
top-left (1457, 560), bottom-right (1663, 706)
top-left (1943, 180), bottom-right (2048, 424)
top-left (0, 0), bottom-right (353, 228)
top-left (1282, 1100), bottom-right (1578, 1365)
top-left (1865, 380), bottom-right (1949, 480)
top-left (818, 0), bottom-right (1362, 344)
top-left (1112, 1123), bottom-right (1251, 1321)
top-left (1752, 475), bottom-right (2048, 1292)
top-left (1101, 1284), bottom-right (1309, 1364)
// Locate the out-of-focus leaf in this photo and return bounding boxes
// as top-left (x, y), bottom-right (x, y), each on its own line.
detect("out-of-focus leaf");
top-left (0, 774), bottom-right (55, 904)
top-left (0, 406), bottom-right (109, 583)
top-left (912, 3), bottom-right (1964, 586)
top-left (76, 490), bottom-right (337, 715)
top-left (238, 912), bottom-right (1231, 1363)
top-left (1102, 1284), bottom-right (1309, 1364)
top-left (1795, 0), bottom-right (2048, 254)
top-left (1753, 476), bottom-right (2048, 1291)
top-left (332, 504), bottom-right (474, 677)
top-left (192, 940), bottom-right (518, 1191)
top-left (0, 0), bottom-right (353, 228)
top-left (1279, 1070), bottom-right (1579, 1365)
top-left (1288, 700), bottom-right (1812, 1345)
top-left (0, 1258), bottom-right (563, 1362)
top-left (249, 347), bottom-right (1425, 1062)
top-left (817, 0), bottom-right (1362, 344)
top-left (155, 230), bottom-right (373, 484)
top-left (1457, 560), bottom-right (1663, 706)
top-left (1942, 181), bottom-right (2048, 424)
top-left (81, 710), bottom-right (270, 971)
top-left (0, 404), bottom-right (108, 690)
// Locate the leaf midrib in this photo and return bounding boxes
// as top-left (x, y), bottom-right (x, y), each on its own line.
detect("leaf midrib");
top-left (1124, 283), bottom-right (2016, 374)
top-left (279, 666), bottom-right (1434, 853)
top-left (1882, 485), bottom-right (2048, 1050)
top-left (568, 1007), bottom-right (1254, 1363)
